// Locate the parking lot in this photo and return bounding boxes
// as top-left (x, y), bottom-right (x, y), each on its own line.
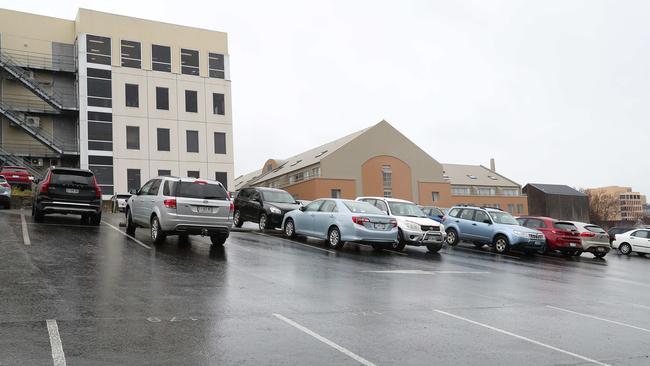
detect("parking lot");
top-left (1, 209), bottom-right (650, 366)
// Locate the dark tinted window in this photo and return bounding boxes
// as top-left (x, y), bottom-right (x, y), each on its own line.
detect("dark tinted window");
top-left (147, 179), bottom-right (161, 196)
top-left (88, 122), bottom-right (112, 141)
top-left (127, 169), bottom-right (141, 192)
top-left (157, 128), bottom-right (170, 151)
top-left (126, 126), bottom-right (139, 149)
top-left (88, 111), bottom-right (112, 122)
top-left (213, 93), bottom-right (225, 115)
top-left (152, 44), bottom-right (171, 72)
top-left (158, 170), bottom-right (171, 177)
top-left (88, 166), bottom-right (113, 185)
top-left (214, 132), bottom-right (226, 154)
top-left (186, 130), bottom-right (199, 153)
top-left (554, 222), bottom-right (577, 231)
top-left (87, 78), bottom-right (111, 98)
top-left (208, 52), bottom-right (225, 78)
top-left (187, 171), bottom-right (200, 178)
top-left (88, 155), bottom-right (112, 165)
top-left (177, 181), bottom-right (228, 199)
top-left (87, 68), bottom-right (111, 79)
top-left (121, 40), bottom-right (141, 68)
top-left (156, 87), bottom-right (169, 110)
top-left (50, 170), bottom-right (93, 185)
top-left (163, 180), bottom-right (175, 196)
top-left (215, 172), bottom-right (228, 190)
top-left (86, 35), bottom-right (111, 65)
top-left (88, 141), bottom-right (112, 151)
top-left (185, 90), bottom-right (198, 113)
top-left (181, 49), bottom-right (199, 75)
top-left (125, 84), bottom-right (139, 107)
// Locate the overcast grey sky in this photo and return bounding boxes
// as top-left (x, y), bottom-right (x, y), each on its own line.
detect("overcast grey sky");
top-left (6, 1), bottom-right (649, 195)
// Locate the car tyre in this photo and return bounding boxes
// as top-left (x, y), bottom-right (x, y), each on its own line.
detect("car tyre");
top-left (445, 229), bottom-right (459, 246)
top-left (391, 229), bottom-right (407, 251)
top-left (125, 209), bottom-right (136, 236)
top-left (638, 253), bottom-right (646, 257)
top-left (619, 243), bottom-right (632, 256)
top-left (427, 243), bottom-right (442, 253)
top-left (233, 210), bottom-right (243, 228)
top-left (33, 206), bottom-right (44, 222)
top-left (210, 234), bottom-right (227, 246)
top-left (328, 226), bottom-right (344, 250)
top-left (284, 218), bottom-right (296, 239)
top-left (150, 216), bottom-right (166, 245)
top-left (594, 252), bottom-right (607, 259)
top-left (371, 243), bottom-right (385, 251)
top-left (259, 213), bottom-right (268, 231)
top-left (90, 212), bottom-right (101, 226)
top-left (493, 235), bottom-right (509, 254)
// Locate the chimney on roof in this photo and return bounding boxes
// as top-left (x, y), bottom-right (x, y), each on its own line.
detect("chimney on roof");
top-left (490, 158), bottom-right (496, 172)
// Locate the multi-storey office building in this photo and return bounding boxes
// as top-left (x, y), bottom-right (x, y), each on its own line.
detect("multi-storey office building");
top-left (586, 186), bottom-right (645, 221)
top-left (0, 8), bottom-right (233, 196)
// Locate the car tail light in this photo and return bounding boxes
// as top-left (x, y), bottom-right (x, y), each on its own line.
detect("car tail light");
top-left (580, 232), bottom-right (596, 237)
top-left (229, 202), bottom-right (234, 213)
top-left (389, 219), bottom-right (397, 228)
top-left (352, 216), bottom-right (369, 226)
top-left (163, 199), bottom-right (177, 209)
top-left (40, 173), bottom-right (51, 193)
top-left (194, 180), bottom-right (207, 185)
top-left (91, 176), bottom-right (102, 198)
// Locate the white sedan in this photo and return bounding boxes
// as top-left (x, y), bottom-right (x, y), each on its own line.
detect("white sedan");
top-left (612, 229), bottom-right (650, 256)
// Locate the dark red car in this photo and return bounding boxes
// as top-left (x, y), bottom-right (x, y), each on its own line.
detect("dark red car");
top-left (516, 216), bottom-right (582, 255)
top-left (0, 166), bottom-right (34, 188)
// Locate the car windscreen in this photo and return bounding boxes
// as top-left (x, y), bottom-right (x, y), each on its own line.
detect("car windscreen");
top-left (344, 201), bottom-right (384, 214)
top-left (50, 171), bottom-right (94, 186)
top-left (553, 222), bottom-right (577, 231)
top-left (177, 182), bottom-right (228, 199)
top-left (261, 190), bottom-right (295, 203)
top-left (388, 202), bottom-right (427, 217)
top-left (585, 225), bottom-right (606, 234)
top-left (488, 211), bottom-right (518, 225)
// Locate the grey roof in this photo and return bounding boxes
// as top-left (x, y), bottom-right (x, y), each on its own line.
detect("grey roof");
top-left (523, 183), bottom-right (587, 197)
top-left (234, 169), bottom-right (262, 190)
top-left (441, 164), bottom-right (520, 187)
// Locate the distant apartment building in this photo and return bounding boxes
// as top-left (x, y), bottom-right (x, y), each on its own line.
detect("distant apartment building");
top-left (0, 8), bottom-right (233, 196)
top-left (234, 120), bottom-right (528, 214)
top-left (586, 186), bottom-right (645, 221)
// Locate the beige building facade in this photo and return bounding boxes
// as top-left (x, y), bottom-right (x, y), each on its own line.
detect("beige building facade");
top-left (587, 186), bottom-right (646, 221)
top-left (0, 8), bottom-right (233, 196)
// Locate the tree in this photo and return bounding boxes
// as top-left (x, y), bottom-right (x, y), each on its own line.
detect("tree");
top-left (580, 189), bottom-right (619, 225)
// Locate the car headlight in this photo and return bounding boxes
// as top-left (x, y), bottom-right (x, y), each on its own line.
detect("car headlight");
top-left (269, 206), bottom-right (281, 214)
top-left (513, 230), bottom-right (528, 237)
top-left (404, 221), bottom-right (420, 230)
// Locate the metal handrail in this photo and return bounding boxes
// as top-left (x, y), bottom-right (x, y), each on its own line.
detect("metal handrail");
top-left (0, 94), bottom-right (59, 114)
top-left (0, 146), bottom-right (44, 177)
top-left (0, 48), bottom-right (75, 72)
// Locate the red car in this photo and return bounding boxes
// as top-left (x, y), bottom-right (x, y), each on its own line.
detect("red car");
top-left (516, 216), bottom-right (582, 255)
top-left (0, 166), bottom-right (34, 188)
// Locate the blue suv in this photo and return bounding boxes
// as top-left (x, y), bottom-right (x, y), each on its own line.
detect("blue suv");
top-left (442, 206), bottom-right (545, 254)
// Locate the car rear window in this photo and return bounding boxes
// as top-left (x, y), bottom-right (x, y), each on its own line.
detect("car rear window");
top-left (553, 222), bottom-right (577, 231)
top-left (176, 181), bottom-right (228, 200)
top-left (585, 225), bottom-right (606, 234)
top-left (50, 170), bottom-right (94, 186)
top-left (344, 201), bottom-right (384, 214)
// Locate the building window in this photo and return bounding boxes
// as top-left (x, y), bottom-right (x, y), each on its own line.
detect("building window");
top-left (156, 87), bottom-right (169, 110)
top-left (212, 93), bottom-right (225, 115)
top-left (157, 128), bottom-right (170, 151)
top-left (181, 48), bottom-right (199, 75)
top-left (158, 170), bottom-right (171, 177)
top-left (502, 188), bottom-right (519, 196)
top-left (431, 192), bottom-right (439, 202)
top-left (127, 169), bottom-right (141, 192)
top-left (215, 172), bottom-right (228, 189)
top-left (152, 44), bottom-right (171, 72)
top-left (452, 187), bottom-right (471, 196)
top-left (383, 190), bottom-right (392, 198)
top-left (185, 90), bottom-right (198, 113)
top-left (312, 167), bottom-right (321, 177)
top-left (516, 204), bottom-right (524, 214)
top-left (126, 126), bottom-right (139, 150)
top-left (187, 170), bottom-right (200, 178)
top-left (214, 132), bottom-right (226, 154)
top-left (121, 40), bottom-right (141, 68)
top-left (208, 52), bottom-right (225, 78)
top-left (186, 130), bottom-right (199, 153)
top-left (87, 68), bottom-right (112, 108)
top-left (88, 121), bottom-right (112, 142)
top-left (382, 165), bottom-right (392, 187)
top-left (331, 189), bottom-right (341, 198)
top-left (88, 155), bottom-right (113, 195)
top-left (87, 111), bottom-right (112, 151)
top-left (507, 204), bottom-right (515, 214)
top-left (125, 83), bottom-right (139, 107)
top-left (86, 35), bottom-right (111, 65)
top-left (477, 187), bottom-right (496, 196)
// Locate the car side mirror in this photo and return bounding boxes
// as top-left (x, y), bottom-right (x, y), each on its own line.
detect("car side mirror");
top-left (483, 219), bottom-right (492, 224)
top-left (129, 189), bottom-right (138, 195)
top-left (438, 215), bottom-right (444, 219)
top-left (299, 206), bottom-right (306, 212)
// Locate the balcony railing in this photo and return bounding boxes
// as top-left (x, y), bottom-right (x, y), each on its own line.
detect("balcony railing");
top-left (0, 48), bottom-right (75, 73)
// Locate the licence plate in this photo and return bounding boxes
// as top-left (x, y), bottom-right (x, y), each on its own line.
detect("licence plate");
top-left (197, 206), bottom-right (215, 214)
top-left (12, 175), bottom-right (19, 178)
top-left (374, 223), bottom-right (386, 230)
top-left (66, 188), bottom-right (79, 194)
top-left (570, 243), bottom-right (577, 247)
top-left (597, 247), bottom-right (606, 252)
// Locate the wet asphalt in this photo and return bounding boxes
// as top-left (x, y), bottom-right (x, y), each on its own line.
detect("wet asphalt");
top-left (0, 209), bottom-right (649, 365)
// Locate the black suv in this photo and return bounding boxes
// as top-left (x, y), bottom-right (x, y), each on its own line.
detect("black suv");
top-left (233, 187), bottom-right (300, 230)
top-left (32, 167), bottom-right (102, 225)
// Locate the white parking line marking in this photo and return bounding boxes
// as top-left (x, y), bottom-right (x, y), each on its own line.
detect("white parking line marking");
top-left (272, 313), bottom-right (377, 366)
top-left (361, 270), bottom-right (489, 275)
top-left (46, 319), bottom-right (67, 366)
top-left (547, 306), bottom-right (650, 333)
top-left (103, 222), bottom-right (151, 249)
top-left (434, 309), bottom-right (611, 366)
top-left (20, 209), bottom-right (30, 245)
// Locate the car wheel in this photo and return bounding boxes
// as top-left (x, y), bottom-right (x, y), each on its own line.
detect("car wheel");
top-left (537, 243), bottom-right (549, 255)
top-left (233, 210), bottom-right (243, 228)
top-left (328, 226), bottom-right (344, 249)
top-left (259, 213), bottom-right (268, 231)
top-left (594, 252), bottom-right (607, 259)
top-left (445, 229), bottom-right (459, 246)
top-left (391, 230), bottom-right (407, 251)
top-left (210, 234), bottom-right (227, 246)
top-left (619, 243), bottom-right (632, 256)
top-left (493, 235), bottom-right (509, 254)
top-left (284, 219), bottom-right (296, 239)
top-left (126, 209), bottom-right (136, 236)
top-left (90, 213), bottom-right (101, 226)
top-left (427, 243), bottom-right (442, 253)
top-left (150, 216), bottom-right (166, 244)
top-left (33, 206), bottom-right (44, 222)
top-left (638, 253), bottom-right (646, 257)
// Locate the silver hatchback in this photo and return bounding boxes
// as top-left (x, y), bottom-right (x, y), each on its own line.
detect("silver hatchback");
top-left (126, 176), bottom-right (232, 245)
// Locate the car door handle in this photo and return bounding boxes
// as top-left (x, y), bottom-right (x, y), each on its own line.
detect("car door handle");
top-left (455, 220), bottom-right (459, 223)
top-left (472, 223), bottom-right (477, 226)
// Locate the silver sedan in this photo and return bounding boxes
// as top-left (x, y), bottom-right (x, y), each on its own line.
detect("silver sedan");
top-left (282, 199), bottom-right (398, 250)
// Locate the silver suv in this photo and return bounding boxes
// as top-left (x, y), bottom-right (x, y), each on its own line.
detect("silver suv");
top-left (125, 176), bottom-right (232, 245)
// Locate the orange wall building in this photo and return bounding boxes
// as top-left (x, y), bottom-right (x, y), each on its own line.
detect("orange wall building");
top-left (234, 121), bottom-right (528, 214)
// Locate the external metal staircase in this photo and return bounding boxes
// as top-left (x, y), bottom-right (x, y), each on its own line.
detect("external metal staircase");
top-left (0, 146), bottom-right (44, 178)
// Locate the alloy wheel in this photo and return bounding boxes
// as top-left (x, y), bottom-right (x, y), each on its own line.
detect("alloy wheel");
top-left (285, 221), bottom-right (294, 237)
top-left (495, 238), bottom-right (507, 253)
